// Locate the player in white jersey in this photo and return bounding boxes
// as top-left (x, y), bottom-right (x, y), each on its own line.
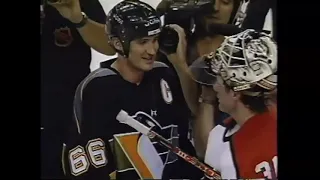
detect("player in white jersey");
top-left (191, 29), bottom-right (277, 179)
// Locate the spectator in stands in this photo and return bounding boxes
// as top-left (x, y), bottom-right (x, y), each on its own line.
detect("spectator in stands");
top-left (41, 0), bottom-right (115, 178)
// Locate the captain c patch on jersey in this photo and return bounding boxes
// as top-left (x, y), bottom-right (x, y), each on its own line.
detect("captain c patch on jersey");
top-left (160, 79), bottom-right (173, 104)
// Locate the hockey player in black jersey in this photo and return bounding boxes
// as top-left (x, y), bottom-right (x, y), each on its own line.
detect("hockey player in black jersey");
top-left (63, 1), bottom-right (202, 180)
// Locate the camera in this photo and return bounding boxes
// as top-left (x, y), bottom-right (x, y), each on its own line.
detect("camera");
top-left (158, 0), bottom-right (214, 54)
top-left (157, 0), bottom-right (214, 19)
top-left (158, 26), bottom-right (179, 55)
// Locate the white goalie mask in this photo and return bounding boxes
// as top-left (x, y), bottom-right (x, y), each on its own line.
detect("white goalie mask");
top-left (216, 29), bottom-right (277, 92)
top-left (190, 29), bottom-right (277, 94)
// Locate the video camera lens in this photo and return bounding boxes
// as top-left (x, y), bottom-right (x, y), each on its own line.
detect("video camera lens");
top-left (158, 26), bottom-right (179, 55)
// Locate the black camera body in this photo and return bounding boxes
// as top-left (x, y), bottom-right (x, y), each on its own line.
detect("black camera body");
top-left (158, 0), bottom-right (214, 54)
top-left (158, 27), bottom-right (179, 55)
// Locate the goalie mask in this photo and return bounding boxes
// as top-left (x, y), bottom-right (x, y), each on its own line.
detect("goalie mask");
top-left (190, 29), bottom-right (277, 95)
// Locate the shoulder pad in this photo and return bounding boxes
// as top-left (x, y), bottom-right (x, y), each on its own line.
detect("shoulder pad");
top-left (73, 68), bottom-right (117, 132)
top-left (153, 61), bottom-right (169, 69)
top-left (77, 68), bottom-right (117, 98)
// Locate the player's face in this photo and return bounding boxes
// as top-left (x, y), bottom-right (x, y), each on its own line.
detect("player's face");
top-left (204, 0), bottom-right (234, 25)
top-left (127, 35), bottom-right (159, 72)
top-left (213, 76), bottom-right (236, 113)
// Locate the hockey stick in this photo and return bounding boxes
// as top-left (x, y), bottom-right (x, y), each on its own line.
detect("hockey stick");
top-left (116, 110), bottom-right (221, 180)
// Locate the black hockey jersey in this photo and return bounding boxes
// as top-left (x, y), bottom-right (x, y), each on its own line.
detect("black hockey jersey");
top-left (63, 61), bottom-right (202, 180)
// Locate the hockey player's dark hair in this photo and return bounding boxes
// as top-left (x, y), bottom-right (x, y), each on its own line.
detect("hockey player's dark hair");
top-left (224, 82), bottom-right (269, 114)
top-left (240, 94), bottom-right (268, 114)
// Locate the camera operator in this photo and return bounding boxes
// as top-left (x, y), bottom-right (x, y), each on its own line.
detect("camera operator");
top-left (41, 0), bottom-right (115, 179)
top-left (156, 0), bottom-right (242, 159)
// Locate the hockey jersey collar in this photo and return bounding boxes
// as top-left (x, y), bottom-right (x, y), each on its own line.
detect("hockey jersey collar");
top-left (222, 108), bottom-right (276, 142)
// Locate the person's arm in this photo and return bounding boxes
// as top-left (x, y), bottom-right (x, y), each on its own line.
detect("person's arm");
top-left (193, 86), bottom-right (216, 160)
top-left (49, 0), bottom-right (116, 55)
top-left (165, 24), bottom-right (200, 115)
top-left (73, 0), bottom-right (115, 55)
top-left (74, 18), bottom-right (115, 55)
top-left (65, 78), bottom-right (117, 180)
top-left (172, 62), bottom-right (200, 115)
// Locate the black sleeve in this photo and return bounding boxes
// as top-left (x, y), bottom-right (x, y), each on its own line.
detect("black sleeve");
top-left (80, 0), bottom-right (106, 24)
top-left (65, 78), bottom-right (118, 180)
